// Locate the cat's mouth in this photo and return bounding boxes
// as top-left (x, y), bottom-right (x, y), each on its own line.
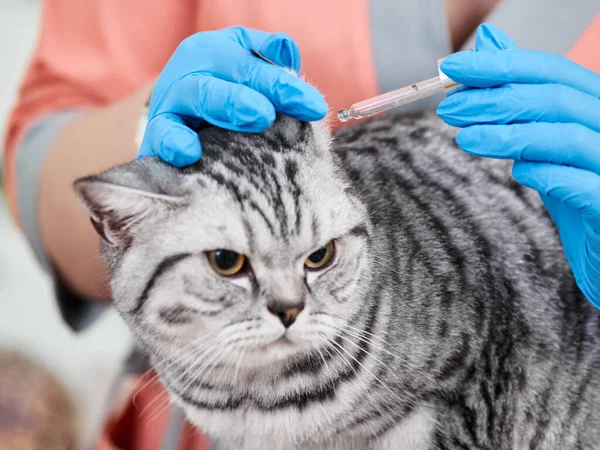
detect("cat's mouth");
top-left (273, 335), bottom-right (295, 346)
top-left (249, 333), bottom-right (308, 362)
top-left (257, 334), bottom-right (295, 350)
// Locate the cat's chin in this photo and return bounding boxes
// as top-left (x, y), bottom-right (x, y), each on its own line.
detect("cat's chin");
top-left (239, 336), bottom-right (314, 369)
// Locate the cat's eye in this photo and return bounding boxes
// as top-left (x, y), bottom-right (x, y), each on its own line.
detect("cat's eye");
top-left (304, 241), bottom-right (335, 270)
top-left (207, 250), bottom-right (246, 276)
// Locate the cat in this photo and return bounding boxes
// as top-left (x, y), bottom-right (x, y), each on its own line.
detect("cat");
top-left (74, 111), bottom-right (600, 450)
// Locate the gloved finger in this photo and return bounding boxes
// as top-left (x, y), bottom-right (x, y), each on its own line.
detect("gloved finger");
top-left (439, 22), bottom-right (516, 98)
top-left (437, 83), bottom-right (600, 133)
top-left (257, 32), bottom-right (302, 72)
top-left (539, 195), bottom-right (596, 305)
top-left (440, 49), bottom-right (600, 97)
top-left (206, 39), bottom-right (327, 121)
top-left (225, 27), bottom-right (302, 72)
top-left (522, 167), bottom-right (600, 309)
top-left (475, 23), bottom-right (517, 51)
top-left (154, 73), bottom-right (276, 131)
top-left (512, 162), bottom-right (600, 232)
top-left (141, 113), bottom-right (202, 167)
top-left (456, 123), bottom-right (600, 175)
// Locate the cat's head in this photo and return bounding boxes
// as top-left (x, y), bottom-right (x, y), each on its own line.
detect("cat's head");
top-left (74, 115), bottom-right (373, 371)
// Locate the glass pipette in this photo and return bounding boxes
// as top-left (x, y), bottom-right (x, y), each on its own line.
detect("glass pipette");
top-left (338, 58), bottom-right (460, 122)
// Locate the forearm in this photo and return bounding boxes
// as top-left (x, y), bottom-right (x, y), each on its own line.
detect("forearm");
top-left (37, 83), bottom-right (153, 300)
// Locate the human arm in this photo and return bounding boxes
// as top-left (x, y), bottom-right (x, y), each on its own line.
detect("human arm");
top-left (37, 83), bottom-right (153, 301)
top-left (437, 24), bottom-right (600, 308)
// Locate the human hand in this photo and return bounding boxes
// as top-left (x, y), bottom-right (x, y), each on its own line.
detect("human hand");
top-left (437, 24), bottom-right (600, 309)
top-left (137, 27), bottom-right (327, 167)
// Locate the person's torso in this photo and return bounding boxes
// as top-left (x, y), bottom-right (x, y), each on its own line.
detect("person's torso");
top-left (58, 0), bottom-right (598, 120)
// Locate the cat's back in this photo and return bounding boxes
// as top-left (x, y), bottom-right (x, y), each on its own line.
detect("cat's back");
top-left (333, 111), bottom-right (600, 449)
top-left (332, 110), bottom-right (595, 331)
top-left (333, 111), bottom-right (531, 210)
top-left (331, 111), bottom-right (559, 269)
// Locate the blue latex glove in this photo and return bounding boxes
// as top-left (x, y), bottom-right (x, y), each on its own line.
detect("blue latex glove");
top-left (138, 27), bottom-right (327, 167)
top-left (437, 24), bottom-right (600, 309)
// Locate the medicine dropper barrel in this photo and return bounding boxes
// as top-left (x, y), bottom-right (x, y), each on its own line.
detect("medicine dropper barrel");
top-left (338, 77), bottom-right (444, 122)
top-left (337, 57), bottom-right (460, 122)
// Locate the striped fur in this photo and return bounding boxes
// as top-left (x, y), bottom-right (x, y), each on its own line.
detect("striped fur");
top-left (75, 112), bottom-right (600, 450)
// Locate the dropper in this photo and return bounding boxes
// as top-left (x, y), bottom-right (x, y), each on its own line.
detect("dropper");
top-left (338, 57), bottom-right (460, 122)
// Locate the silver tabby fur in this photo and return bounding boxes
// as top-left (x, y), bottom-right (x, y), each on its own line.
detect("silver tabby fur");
top-left (75, 111), bottom-right (600, 450)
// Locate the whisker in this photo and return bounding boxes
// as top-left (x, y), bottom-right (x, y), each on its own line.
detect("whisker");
top-left (133, 334), bottom-right (218, 411)
top-left (321, 336), bottom-right (358, 377)
top-left (369, 257), bottom-right (403, 278)
top-left (232, 348), bottom-right (246, 384)
top-left (312, 343), bottom-right (336, 391)
top-left (330, 322), bottom-right (389, 345)
top-left (141, 343), bottom-right (222, 418)
top-left (334, 333), bottom-right (405, 385)
top-left (328, 322), bottom-right (405, 358)
top-left (132, 368), bottom-right (160, 410)
top-left (328, 339), bottom-right (406, 407)
top-left (327, 322), bottom-right (434, 383)
top-left (146, 345), bottom-right (232, 424)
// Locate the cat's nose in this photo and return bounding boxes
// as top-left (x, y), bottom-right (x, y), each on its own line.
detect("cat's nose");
top-left (267, 301), bottom-right (305, 328)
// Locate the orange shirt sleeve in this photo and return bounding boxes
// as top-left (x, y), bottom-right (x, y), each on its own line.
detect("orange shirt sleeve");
top-left (567, 13), bottom-right (600, 74)
top-left (2, 0), bottom-right (196, 223)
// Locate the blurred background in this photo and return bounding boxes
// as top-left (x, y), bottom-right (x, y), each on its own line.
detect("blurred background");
top-left (0, 2), bottom-right (133, 449)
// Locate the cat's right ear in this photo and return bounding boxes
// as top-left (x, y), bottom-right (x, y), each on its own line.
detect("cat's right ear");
top-left (74, 174), bottom-right (187, 247)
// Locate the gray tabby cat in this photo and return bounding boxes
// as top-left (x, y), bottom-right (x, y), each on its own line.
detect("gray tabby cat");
top-left (74, 111), bottom-right (600, 450)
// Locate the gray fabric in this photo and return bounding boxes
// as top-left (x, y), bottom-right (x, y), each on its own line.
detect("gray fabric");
top-left (161, 407), bottom-right (185, 450)
top-left (461, 0), bottom-right (599, 53)
top-left (210, 439), bottom-right (236, 450)
top-left (15, 108), bottom-right (107, 331)
top-left (16, 109), bottom-right (84, 272)
top-left (370, 0), bottom-right (451, 113)
top-left (160, 406), bottom-right (236, 450)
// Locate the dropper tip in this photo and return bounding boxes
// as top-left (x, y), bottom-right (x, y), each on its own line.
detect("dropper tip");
top-left (337, 109), bottom-right (350, 122)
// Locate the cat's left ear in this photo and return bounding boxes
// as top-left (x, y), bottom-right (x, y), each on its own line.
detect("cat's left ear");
top-left (74, 159), bottom-right (187, 247)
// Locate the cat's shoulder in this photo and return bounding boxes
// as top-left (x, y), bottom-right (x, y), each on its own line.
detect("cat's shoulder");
top-left (332, 111), bottom-right (457, 159)
top-left (332, 110), bottom-right (512, 181)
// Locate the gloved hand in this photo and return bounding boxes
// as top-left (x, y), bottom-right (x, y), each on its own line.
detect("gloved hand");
top-left (138, 27), bottom-right (327, 167)
top-left (437, 24), bottom-right (600, 309)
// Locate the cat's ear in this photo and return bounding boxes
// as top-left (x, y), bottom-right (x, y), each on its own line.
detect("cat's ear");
top-left (74, 160), bottom-right (187, 247)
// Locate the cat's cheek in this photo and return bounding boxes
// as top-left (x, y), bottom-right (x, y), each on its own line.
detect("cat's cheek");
top-left (307, 264), bottom-right (363, 304)
top-left (142, 310), bottom-right (211, 343)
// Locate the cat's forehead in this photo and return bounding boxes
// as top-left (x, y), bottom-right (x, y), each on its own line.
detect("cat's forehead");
top-left (171, 162), bottom-right (361, 265)
top-left (180, 150), bottom-right (357, 255)
top-left (165, 115), bottom-right (362, 256)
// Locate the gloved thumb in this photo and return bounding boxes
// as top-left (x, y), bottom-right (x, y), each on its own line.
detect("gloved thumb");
top-left (258, 32), bottom-right (302, 72)
top-left (475, 23), bottom-right (517, 51)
